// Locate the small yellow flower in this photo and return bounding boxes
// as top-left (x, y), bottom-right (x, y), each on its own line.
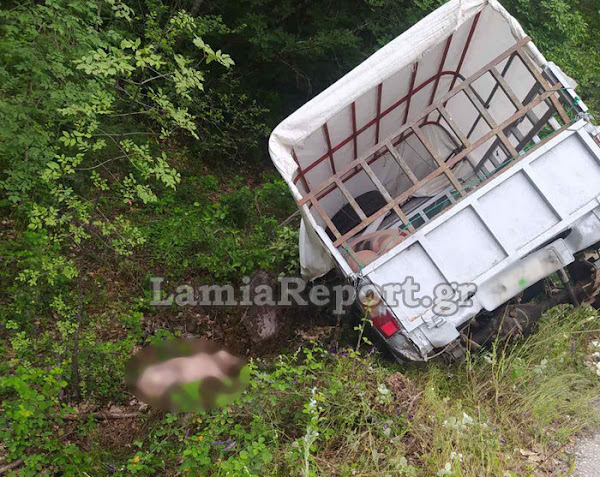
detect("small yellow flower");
top-left (133, 456), bottom-right (140, 463)
top-left (196, 418), bottom-right (203, 424)
top-left (198, 435), bottom-right (204, 441)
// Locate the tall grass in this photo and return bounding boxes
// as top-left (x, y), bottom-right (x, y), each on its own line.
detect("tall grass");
top-left (270, 305), bottom-right (600, 476)
top-left (403, 305), bottom-right (600, 476)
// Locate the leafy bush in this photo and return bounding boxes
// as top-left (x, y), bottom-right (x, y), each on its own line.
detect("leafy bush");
top-left (0, 366), bottom-right (92, 475)
top-left (144, 177), bottom-right (297, 280)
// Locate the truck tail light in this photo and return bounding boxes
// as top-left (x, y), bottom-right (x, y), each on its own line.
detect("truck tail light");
top-left (371, 308), bottom-right (401, 338)
top-left (359, 287), bottom-right (402, 339)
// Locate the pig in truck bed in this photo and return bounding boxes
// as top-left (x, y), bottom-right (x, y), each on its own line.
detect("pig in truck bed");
top-left (269, 0), bottom-right (600, 361)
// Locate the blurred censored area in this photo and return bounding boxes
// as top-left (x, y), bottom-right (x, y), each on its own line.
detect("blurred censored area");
top-left (125, 339), bottom-right (249, 412)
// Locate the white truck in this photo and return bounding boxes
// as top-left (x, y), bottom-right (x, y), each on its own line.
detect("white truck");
top-left (269, 0), bottom-right (600, 361)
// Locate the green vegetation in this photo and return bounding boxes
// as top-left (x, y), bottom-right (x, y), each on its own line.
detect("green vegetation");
top-left (2, 0), bottom-right (600, 475)
top-left (3, 302), bottom-right (600, 475)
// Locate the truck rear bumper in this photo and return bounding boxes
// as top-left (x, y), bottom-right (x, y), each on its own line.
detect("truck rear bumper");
top-left (385, 205), bottom-right (600, 360)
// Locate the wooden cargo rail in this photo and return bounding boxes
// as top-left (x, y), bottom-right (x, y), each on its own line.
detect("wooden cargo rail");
top-left (296, 37), bottom-right (570, 250)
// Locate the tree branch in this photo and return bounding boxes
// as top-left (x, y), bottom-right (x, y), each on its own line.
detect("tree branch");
top-left (75, 154), bottom-right (127, 171)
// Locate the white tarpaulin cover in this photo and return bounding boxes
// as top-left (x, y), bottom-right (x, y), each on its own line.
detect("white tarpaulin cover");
top-left (268, 0), bottom-right (547, 280)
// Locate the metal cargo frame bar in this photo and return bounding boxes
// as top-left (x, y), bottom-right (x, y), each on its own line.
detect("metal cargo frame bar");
top-left (296, 36), bottom-right (570, 251)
